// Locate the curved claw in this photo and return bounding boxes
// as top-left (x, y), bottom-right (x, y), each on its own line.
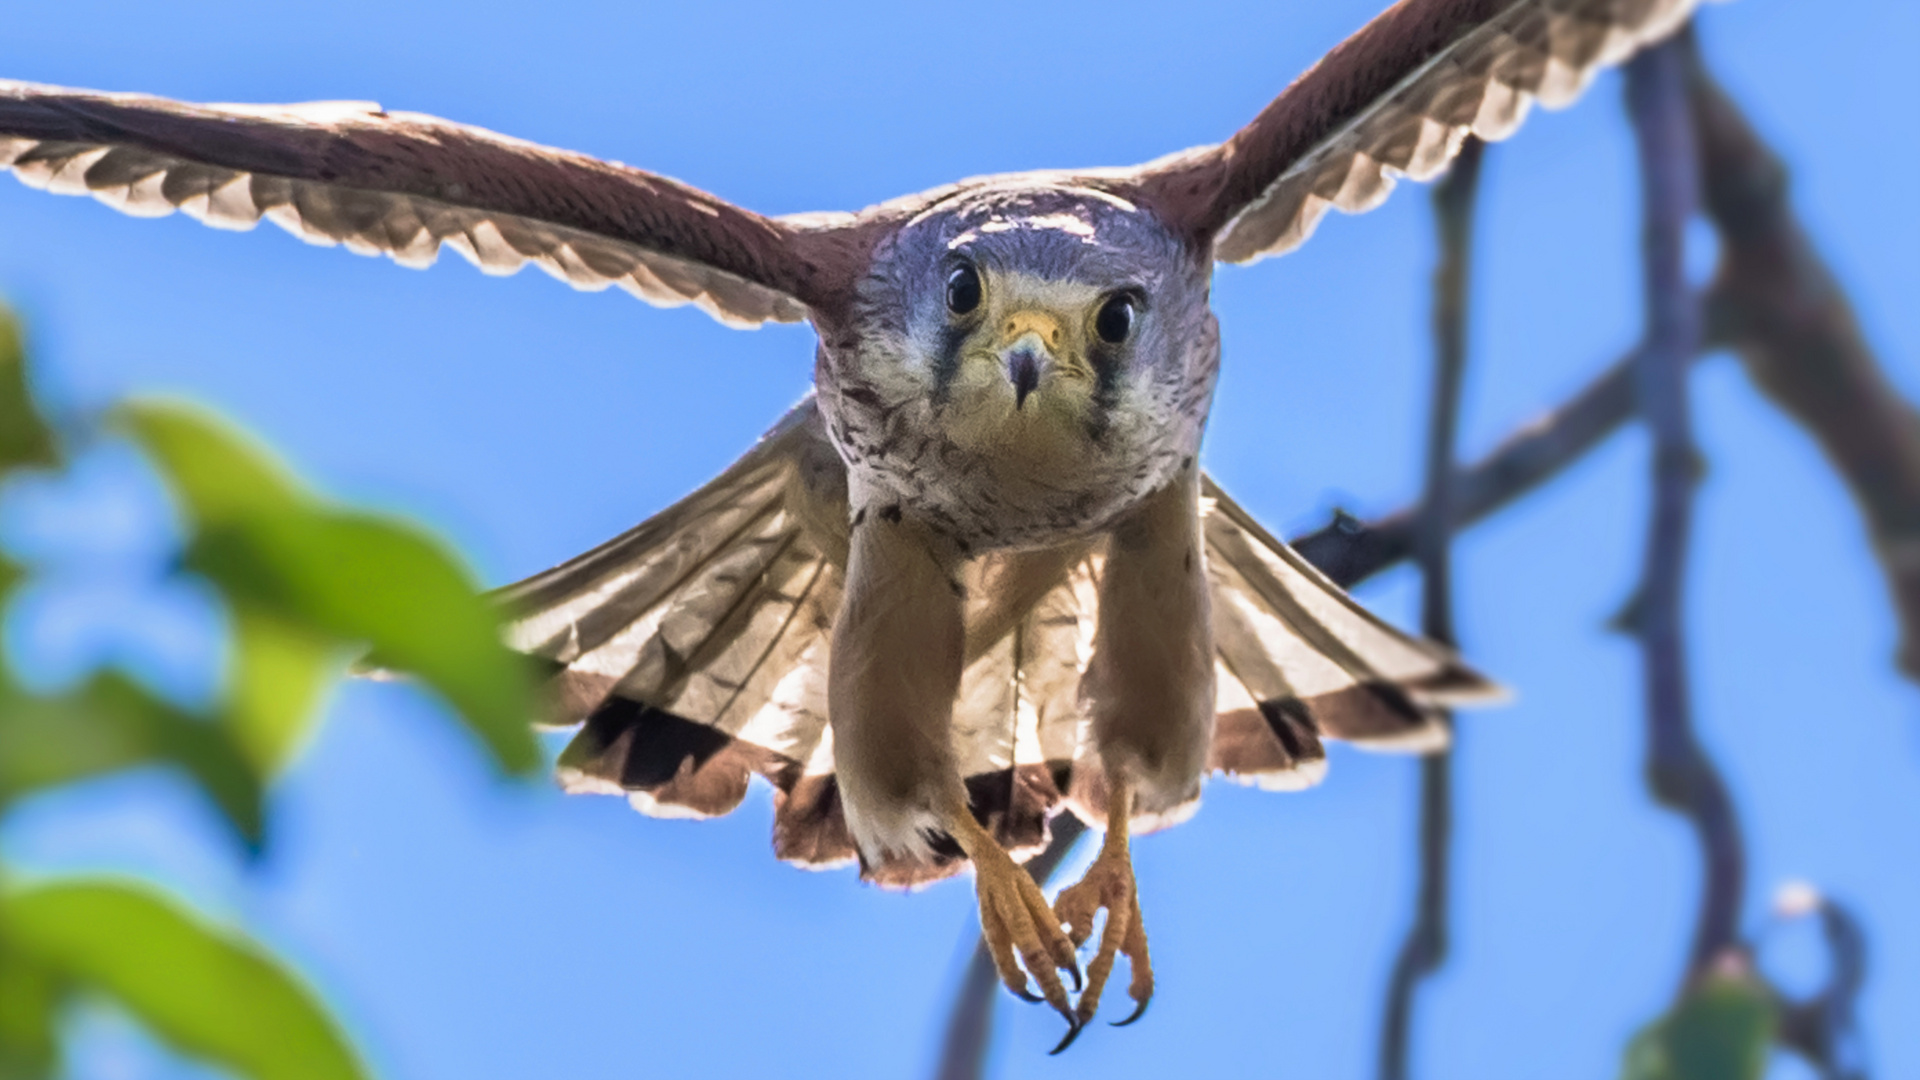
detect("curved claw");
top-left (1049, 1019), bottom-right (1085, 1056)
top-left (1111, 997), bottom-right (1151, 1028)
top-left (1068, 957), bottom-right (1085, 992)
top-left (1011, 985), bottom-right (1045, 1005)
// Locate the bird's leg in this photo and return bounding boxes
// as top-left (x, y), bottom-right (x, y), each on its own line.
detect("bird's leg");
top-left (1051, 777), bottom-right (1153, 1048)
top-left (941, 803), bottom-right (1083, 1034)
top-left (827, 506), bottom-right (1079, 1035)
top-left (1050, 465), bottom-right (1211, 1049)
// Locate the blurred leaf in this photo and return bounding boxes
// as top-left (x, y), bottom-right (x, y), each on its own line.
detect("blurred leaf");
top-left (1622, 974), bottom-right (1777, 1080)
top-left (109, 397), bottom-right (301, 522)
top-left (0, 555), bottom-right (20, 601)
top-left (227, 605), bottom-right (341, 773)
top-left (0, 672), bottom-right (262, 844)
top-left (0, 305), bottom-right (57, 472)
top-left (0, 949), bottom-right (58, 1080)
top-left (191, 514), bottom-right (538, 773)
top-left (116, 399), bottom-right (538, 775)
top-left (1, 881), bottom-right (367, 1080)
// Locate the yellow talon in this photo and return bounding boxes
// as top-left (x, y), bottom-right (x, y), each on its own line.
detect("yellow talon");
top-left (1051, 778), bottom-right (1154, 1033)
top-left (944, 803), bottom-right (1081, 1037)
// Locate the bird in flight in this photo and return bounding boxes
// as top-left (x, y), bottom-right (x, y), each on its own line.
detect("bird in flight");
top-left (0, 0), bottom-right (1699, 1052)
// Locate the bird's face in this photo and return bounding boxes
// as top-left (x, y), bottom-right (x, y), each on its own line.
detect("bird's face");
top-left (849, 183), bottom-right (1212, 473)
top-left (934, 257), bottom-right (1138, 460)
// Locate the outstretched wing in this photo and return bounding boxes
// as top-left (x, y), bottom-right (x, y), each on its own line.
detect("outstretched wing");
top-left (0, 81), bottom-right (858, 327)
top-left (1130, 0), bottom-right (1703, 261)
top-left (497, 398), bottom-right (847, 818)
top-left (1, 2), bottom-right (1707, 324)
top-left (497, 397), bottom-right (1500, 885)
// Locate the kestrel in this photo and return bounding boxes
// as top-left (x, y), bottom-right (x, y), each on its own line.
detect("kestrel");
top-left (0, 0), bottom-right (1699, 1050)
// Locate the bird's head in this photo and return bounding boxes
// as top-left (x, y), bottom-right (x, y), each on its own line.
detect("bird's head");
top-left (851, 182), bottom-right (1212, 465)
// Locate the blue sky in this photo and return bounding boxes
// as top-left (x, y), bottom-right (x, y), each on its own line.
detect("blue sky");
top-left (2, 1), bottom-right (1916, 1077)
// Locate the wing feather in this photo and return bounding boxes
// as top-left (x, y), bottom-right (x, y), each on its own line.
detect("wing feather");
top-left (1210, 659), bottom-right (1330, 793)
top-left (1200, 479), bottom-right (1503, 755)
top-left (498, 405), bottom-right (819, 661)
top-left (1203, 477), bottom-right (1502, 706)
top-left (4, 3), bottom-right (1707, 322)
top-left (0, 83), bottom-right (844, 327)
top-left (1129, 0), bottom-right (1704, 262)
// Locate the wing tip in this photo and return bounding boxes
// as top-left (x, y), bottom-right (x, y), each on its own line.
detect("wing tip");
top-left (1207, 0), bottom-right (1708, 265)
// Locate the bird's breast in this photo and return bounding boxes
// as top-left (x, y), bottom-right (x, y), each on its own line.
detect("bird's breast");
top-left (818, 349), bottom-right (1211, 553)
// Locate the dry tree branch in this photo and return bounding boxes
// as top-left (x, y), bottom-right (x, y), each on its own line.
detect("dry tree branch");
top-left (1686, 51), bottom-right (1920, 681)
top-left (1290, 347), bottom-right (1663, 590)
top-left (1377, 136), bottom-right (1485, 1080)
top-left (1625, 29), bottom-right (1746, 981)
top-left (1773, 889), bottom-right (1869, 1080)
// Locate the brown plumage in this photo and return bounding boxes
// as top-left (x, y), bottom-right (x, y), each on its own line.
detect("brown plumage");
top-left (0, 0), bottom-right (1700, 1046)
top-left (1, 0), bottom-right (1695, 322)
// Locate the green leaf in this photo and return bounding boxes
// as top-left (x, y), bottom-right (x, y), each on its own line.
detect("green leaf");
top-left (227, 605), bottom-right (341, 773)
top-left (0, 949), bottom-right (58, 1080)
top-left (0, 556), bottom-right (21, 602)
top-left (0, 305), bottom-right (57, 473)
top-left (0, 672), bottom-right (263, 844)
top-left (1622, 974), bottom-right (1777, 1080)
top-left (109, 398), bottom-right (301, 523)
top-left (193, 514), bottom-right (537, 773)
top-left (116, 399), bottom-right (537, 775)
top-left (2, 881), bottom-right (366, 1080)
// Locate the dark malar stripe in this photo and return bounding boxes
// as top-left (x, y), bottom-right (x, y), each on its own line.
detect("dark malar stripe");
top-left (929, 322), bottom-right (973, 404)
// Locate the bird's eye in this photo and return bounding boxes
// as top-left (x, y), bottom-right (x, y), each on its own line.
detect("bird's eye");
top-left (946, 264), bottom-right (982, 316)
top-left (1095, 293), bottom-right (1136, 344)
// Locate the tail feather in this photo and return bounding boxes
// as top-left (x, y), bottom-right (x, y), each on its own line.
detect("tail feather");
top-left (556, 698), bottom-right (779, 819)
top-left (1210, 661), bottom-right (1330, 793)
top-left (498, 397), bottom-right (1501, 883)
top-left (773, 721), bottom-right (860, 871)
top-left (1019, 561), bottom-right (1096, 769)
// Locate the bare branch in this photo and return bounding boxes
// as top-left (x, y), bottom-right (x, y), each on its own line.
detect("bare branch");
top-left (1687, 52), bottom-right (1920, 682)
top-left (1290, 348), bottom-right (1653, 589)
top-left (1773, 890), bottom-right (1869, 1080)
top-left (1377, 136), bottom-right (1485, 1080)
top-left (1417, 138), bottom-right (1484, 652)
top-left (1625, 30), bottom-right (1746, 982)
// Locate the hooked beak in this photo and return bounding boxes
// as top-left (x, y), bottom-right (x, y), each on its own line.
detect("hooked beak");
top-left (1008, 346), bottom-right (1044, 410)
top-left (999, 309), bottom-right (1064, 412)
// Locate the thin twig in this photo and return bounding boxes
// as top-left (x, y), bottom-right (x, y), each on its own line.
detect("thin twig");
top-left (1377, 136), bottom-right (1484, 1080)
top-left (1625, 31), bottom-right (1745, 982)
top-left (1775, 892), bottom-right (1869, 1080)
top-left (1290, 345), bottom-right (1657, 589)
